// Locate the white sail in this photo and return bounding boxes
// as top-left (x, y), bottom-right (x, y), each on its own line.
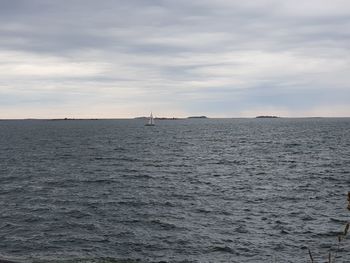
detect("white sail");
top-left (146, 112), bottom-right (155, 126)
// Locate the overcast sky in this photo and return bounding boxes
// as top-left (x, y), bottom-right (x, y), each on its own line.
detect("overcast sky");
top-left (1, 0), bottom-right (350, 118)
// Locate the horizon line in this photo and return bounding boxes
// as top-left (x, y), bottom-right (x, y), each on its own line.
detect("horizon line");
top-left (1, 116), bottom-right (350, 121)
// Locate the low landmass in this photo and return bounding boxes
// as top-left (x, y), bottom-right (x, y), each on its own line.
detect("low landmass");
top-left (155, 117), bottom-right (179, 120)
top-left (134, 117), bottom-right (180, 120)
top-left (255, 115), bottom-right (279, 118)
top-left (187, 116), bottom-right (208, 119)
top-left (135, 116), bottom-right (209, 119)
top-left (49, 118), bottom-right (99, 121)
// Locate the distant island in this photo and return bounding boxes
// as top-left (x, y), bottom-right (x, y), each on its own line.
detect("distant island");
top-left (134, 117), bottom-right (180, 120)
top-left (187, 116), bottom-right (208, 119)
top-left (155, 117), bottom-right (179, 120)
top-left (49, 118), bottom-right (99, 121)
top-left (135, 116), bottom-right (208, 120)
top-left (255, 116), bottom-right (279, 118)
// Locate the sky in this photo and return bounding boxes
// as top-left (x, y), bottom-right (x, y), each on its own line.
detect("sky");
top-left (0, 0), bottom-right (350, 118)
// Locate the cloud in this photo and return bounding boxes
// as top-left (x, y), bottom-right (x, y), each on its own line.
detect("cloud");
top-left (0, 0), bottom-right (349, 117)
top-left (0, 51), bottom-right (109, 78)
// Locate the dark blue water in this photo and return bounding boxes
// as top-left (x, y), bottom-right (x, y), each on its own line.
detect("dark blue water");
top-left (0, 118), bottom-right (349, 263)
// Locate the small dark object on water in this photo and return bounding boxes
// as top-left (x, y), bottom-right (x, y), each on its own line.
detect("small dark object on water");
top-left (347, 191), bottom-right (350, 211)
top-left (0, 260), bottom-right (21, 263)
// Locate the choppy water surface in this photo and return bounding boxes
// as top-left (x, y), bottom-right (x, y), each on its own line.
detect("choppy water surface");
top-left (0, 118), bottom-right (349, 263)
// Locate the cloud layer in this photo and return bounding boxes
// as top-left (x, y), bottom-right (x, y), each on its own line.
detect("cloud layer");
top-left (1, 0), bottom-right (350, 118)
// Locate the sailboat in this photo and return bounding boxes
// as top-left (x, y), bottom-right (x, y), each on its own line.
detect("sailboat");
top-left (145, 112), bottom-right (155, 126)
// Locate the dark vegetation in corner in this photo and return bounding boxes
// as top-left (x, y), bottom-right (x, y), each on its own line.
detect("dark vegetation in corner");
top-left (308, 192), bottom-right (350, 263)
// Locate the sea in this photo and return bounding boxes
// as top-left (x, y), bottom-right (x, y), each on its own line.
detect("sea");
top-left (0, 118), bottom-right (349, 263)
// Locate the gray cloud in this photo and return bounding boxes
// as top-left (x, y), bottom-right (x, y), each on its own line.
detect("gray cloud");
top-left (0, 0), bottom-right (350, 117)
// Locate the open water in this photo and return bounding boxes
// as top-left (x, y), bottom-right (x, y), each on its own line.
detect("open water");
top-left (0, 118), bottom-right (349, 263)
